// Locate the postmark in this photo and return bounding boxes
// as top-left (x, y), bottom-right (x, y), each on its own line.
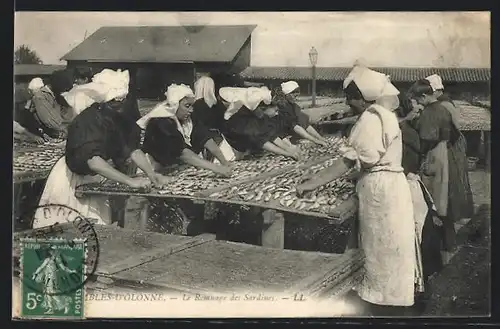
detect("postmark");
top-left (20, 238), bottom-right (86, 318)
top-left (15, 204), bottom-right (100, 300)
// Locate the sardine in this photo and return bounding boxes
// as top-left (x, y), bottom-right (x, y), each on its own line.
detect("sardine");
top-left (328, 197), bottom-right (337, 205)
top-left (255, 191), bottom-right (264, 201)
top-left (244, 192), bottom-right (256, 201)
top-left (285, 199), bottom-right (294, 207)
top-left (274, 191), bottom-right (282, 199)
top-left (308, 202), bottom-right (321, 210)
top-left (264, 192), bottom-right (272, 202)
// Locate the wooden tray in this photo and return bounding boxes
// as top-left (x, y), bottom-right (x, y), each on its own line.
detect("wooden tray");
top-left (13, 225), bottom-right (364, 298)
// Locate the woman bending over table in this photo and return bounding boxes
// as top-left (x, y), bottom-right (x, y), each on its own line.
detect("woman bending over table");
top-left (220, 86), bottom-right (301, 161)
top-left (272, 81), bottom-right (327, 146)
top-left (138, 84), bottom-right (232, 178)
top-left (33, 69), bottom-right (164, 229)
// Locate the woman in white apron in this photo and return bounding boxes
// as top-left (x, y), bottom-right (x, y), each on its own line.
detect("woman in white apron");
top-left (137, 84), bottom-right (232, 178)
top-left (297, 64), bottom-right (416, 315)
top-left (33, 69), bottom-right (164, 228)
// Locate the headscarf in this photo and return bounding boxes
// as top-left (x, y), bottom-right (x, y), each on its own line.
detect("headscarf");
top-left (426, 74), bottom-right (461, 129)
top-left (219, 86), bottom-right (272, 120)
top-left (194, 76), bottom-right (217, 108)
top-left (28, 78), bottom-right (45, 92)
top-left (136, 84), bottom-right (195, 146)
top-left (61, 69), bottom-right (130, 115)
top-left (343, 63), bottom-right (400, 111)
top-left (425, 74), bottom-right (444, 92)
top-left (343, 63), bottom-right (401, 148)
top-left (281, 81), bottom-right (300, 95)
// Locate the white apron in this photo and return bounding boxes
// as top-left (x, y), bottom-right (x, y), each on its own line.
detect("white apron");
top-left (33, 157), bottom-right (112, 228)
top-left (407, 173), bottom-right (437, 293)
top-left (345, 106), bottom-right (416, 306)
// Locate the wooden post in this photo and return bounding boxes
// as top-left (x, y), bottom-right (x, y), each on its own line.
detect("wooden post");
top-left (261, 209), bottom-right (285, 249)
top-left (123, 196), bottom-right (150, 231)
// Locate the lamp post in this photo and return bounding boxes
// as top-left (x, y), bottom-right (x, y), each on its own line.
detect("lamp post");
top-left (309, 47), bottom-right (318, 107)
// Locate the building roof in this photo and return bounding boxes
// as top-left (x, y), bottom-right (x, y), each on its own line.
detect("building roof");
top-left (14, 64), bottom-right (66, 77)
top-left (240, 66), bottom-right (491, 83)
top-left (61, 25), bottom-right (256, 63)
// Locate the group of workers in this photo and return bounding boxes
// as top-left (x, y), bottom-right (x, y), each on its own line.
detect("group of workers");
top-left (16, 62), bottom-right (474, 316)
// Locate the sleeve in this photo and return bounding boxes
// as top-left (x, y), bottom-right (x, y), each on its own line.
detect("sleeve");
top-left (32, 92), bottom-right (64, 130)
top-left (247, 117), bottom-right (282, 149)
top-left (65, 111), bottom-right (111, 175)
top-left (142, 118), bottom-right (187, 166)
top-left (111, 122), bottom-right (142, 168)
top-left (400, 122), bottom-right (421, 154)
top-left (293, 103), bottom-right (310, 128)
top-left (343, 112), bottom-right (385, 168)
top-left (417, 105), bottom-right (452, 143)
top-left (190, 120), bottom-right (220, 154)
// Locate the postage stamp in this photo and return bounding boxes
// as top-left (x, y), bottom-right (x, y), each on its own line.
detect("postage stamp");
top-left (19, 238), bottom-right (87, 319)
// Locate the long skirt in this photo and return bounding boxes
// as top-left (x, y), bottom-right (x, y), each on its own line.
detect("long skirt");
top-left (33, 157), bottom-right (111, 228)
top-left (355, 171), bottom-right (416, 306)
top-left (407, 174), bottom-right (443, 288)
top-left (448, 134), bottom-right (474, 221)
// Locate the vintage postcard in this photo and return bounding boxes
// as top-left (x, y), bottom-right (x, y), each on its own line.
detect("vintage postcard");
top-left (13, 11), bottom-right (491, 319)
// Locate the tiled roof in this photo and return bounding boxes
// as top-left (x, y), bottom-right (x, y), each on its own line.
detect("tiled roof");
top-left (240, 66), bottom-right (491, 83)
top-left (61, 25), bottom-right (256, 63)
top-left (14, 64), bottom-right (66, 77)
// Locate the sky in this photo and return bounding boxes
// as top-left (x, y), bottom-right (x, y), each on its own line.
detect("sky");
top-left (14, 11), bottom-right (491, 68)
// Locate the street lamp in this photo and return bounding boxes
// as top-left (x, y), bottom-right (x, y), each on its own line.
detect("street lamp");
top-left (309, 46), bottom-right (318, 107)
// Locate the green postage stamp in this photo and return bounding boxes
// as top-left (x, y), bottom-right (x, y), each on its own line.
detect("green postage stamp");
top-left (19, 238), bottom-right (87, 319)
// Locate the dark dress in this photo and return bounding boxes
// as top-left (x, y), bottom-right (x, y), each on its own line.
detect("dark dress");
top-left (399, 120), bottom-right (421, 175)
top-left (417, 102), bottom-right (474, 222)
top-left (65, 103), bottom-right (141, 176)
top-left (399, 118), bottom-right (443, 281)
top-left (142, 117), bottom-right (218, 167)
top-left (223, 107), bottom-right (281, 153)
top-left (192, 99), bottom-right (227, 136)
top-left (273, 100), bottom-right (310, 139)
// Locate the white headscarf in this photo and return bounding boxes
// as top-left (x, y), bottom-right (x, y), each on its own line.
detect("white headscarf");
top-left (343, 63), bottom-right (401, 147)
top-left (425, 74), bottom-right (444, 92)
top-left (28, 78), bottom-right (45, 92)
top-left (220, 86), bottom-right (272, 120)
top-left (136, 84), bottom-right (195, 146)
top-left (281, 81), bottom-right (300, 95)
top-left (194, 76), bottom-right (217, 108)
top-left (343, 63), bottom-right (400, 111)
top-left (61, 69), bottom-right (130, 114)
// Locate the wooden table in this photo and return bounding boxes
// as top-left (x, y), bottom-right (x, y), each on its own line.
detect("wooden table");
top-left (13, 224), bottom-right (364, 299)
top-left (75, 148), bottom-right (358, 253)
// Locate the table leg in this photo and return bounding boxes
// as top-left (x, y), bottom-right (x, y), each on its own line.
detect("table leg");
top-left (123, 196), bottom-right (150, 231)
top-left (261, 209), bottom-right (285, 249)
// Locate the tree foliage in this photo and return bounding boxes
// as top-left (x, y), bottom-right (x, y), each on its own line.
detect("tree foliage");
top-left (14, 44), bottom-right (43, 64)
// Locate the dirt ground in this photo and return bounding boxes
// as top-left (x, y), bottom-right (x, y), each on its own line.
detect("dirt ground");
top-left (421, 170), bottom-right (491, 317)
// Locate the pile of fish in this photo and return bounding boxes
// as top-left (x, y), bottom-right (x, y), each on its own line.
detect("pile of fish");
top-left (296, 135), bottom-right (346, 159)
top-left (13, 148), bottom-right (64, 173)
top-left (81, 180), bottom-right (152, 194)
top-left (208, 159), bottom-right (356, 215)
top-left (14, 139), bottom-right (65, 151)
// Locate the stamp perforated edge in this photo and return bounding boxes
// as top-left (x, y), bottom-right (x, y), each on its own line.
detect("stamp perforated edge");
top-left (17, 237), bottom-right (88, 319)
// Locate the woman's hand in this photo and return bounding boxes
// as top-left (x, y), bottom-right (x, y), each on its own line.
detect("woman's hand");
top-left (126, 177), bottom-right (152, 189)
top-left (153, 174), bottom-right (174, 188)
top-left (32, 135), bottom-right (45, 144)
top-left (317, 139), bottom-right (328, 147)
top-left (215, 165), bottom-right (233, 178)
